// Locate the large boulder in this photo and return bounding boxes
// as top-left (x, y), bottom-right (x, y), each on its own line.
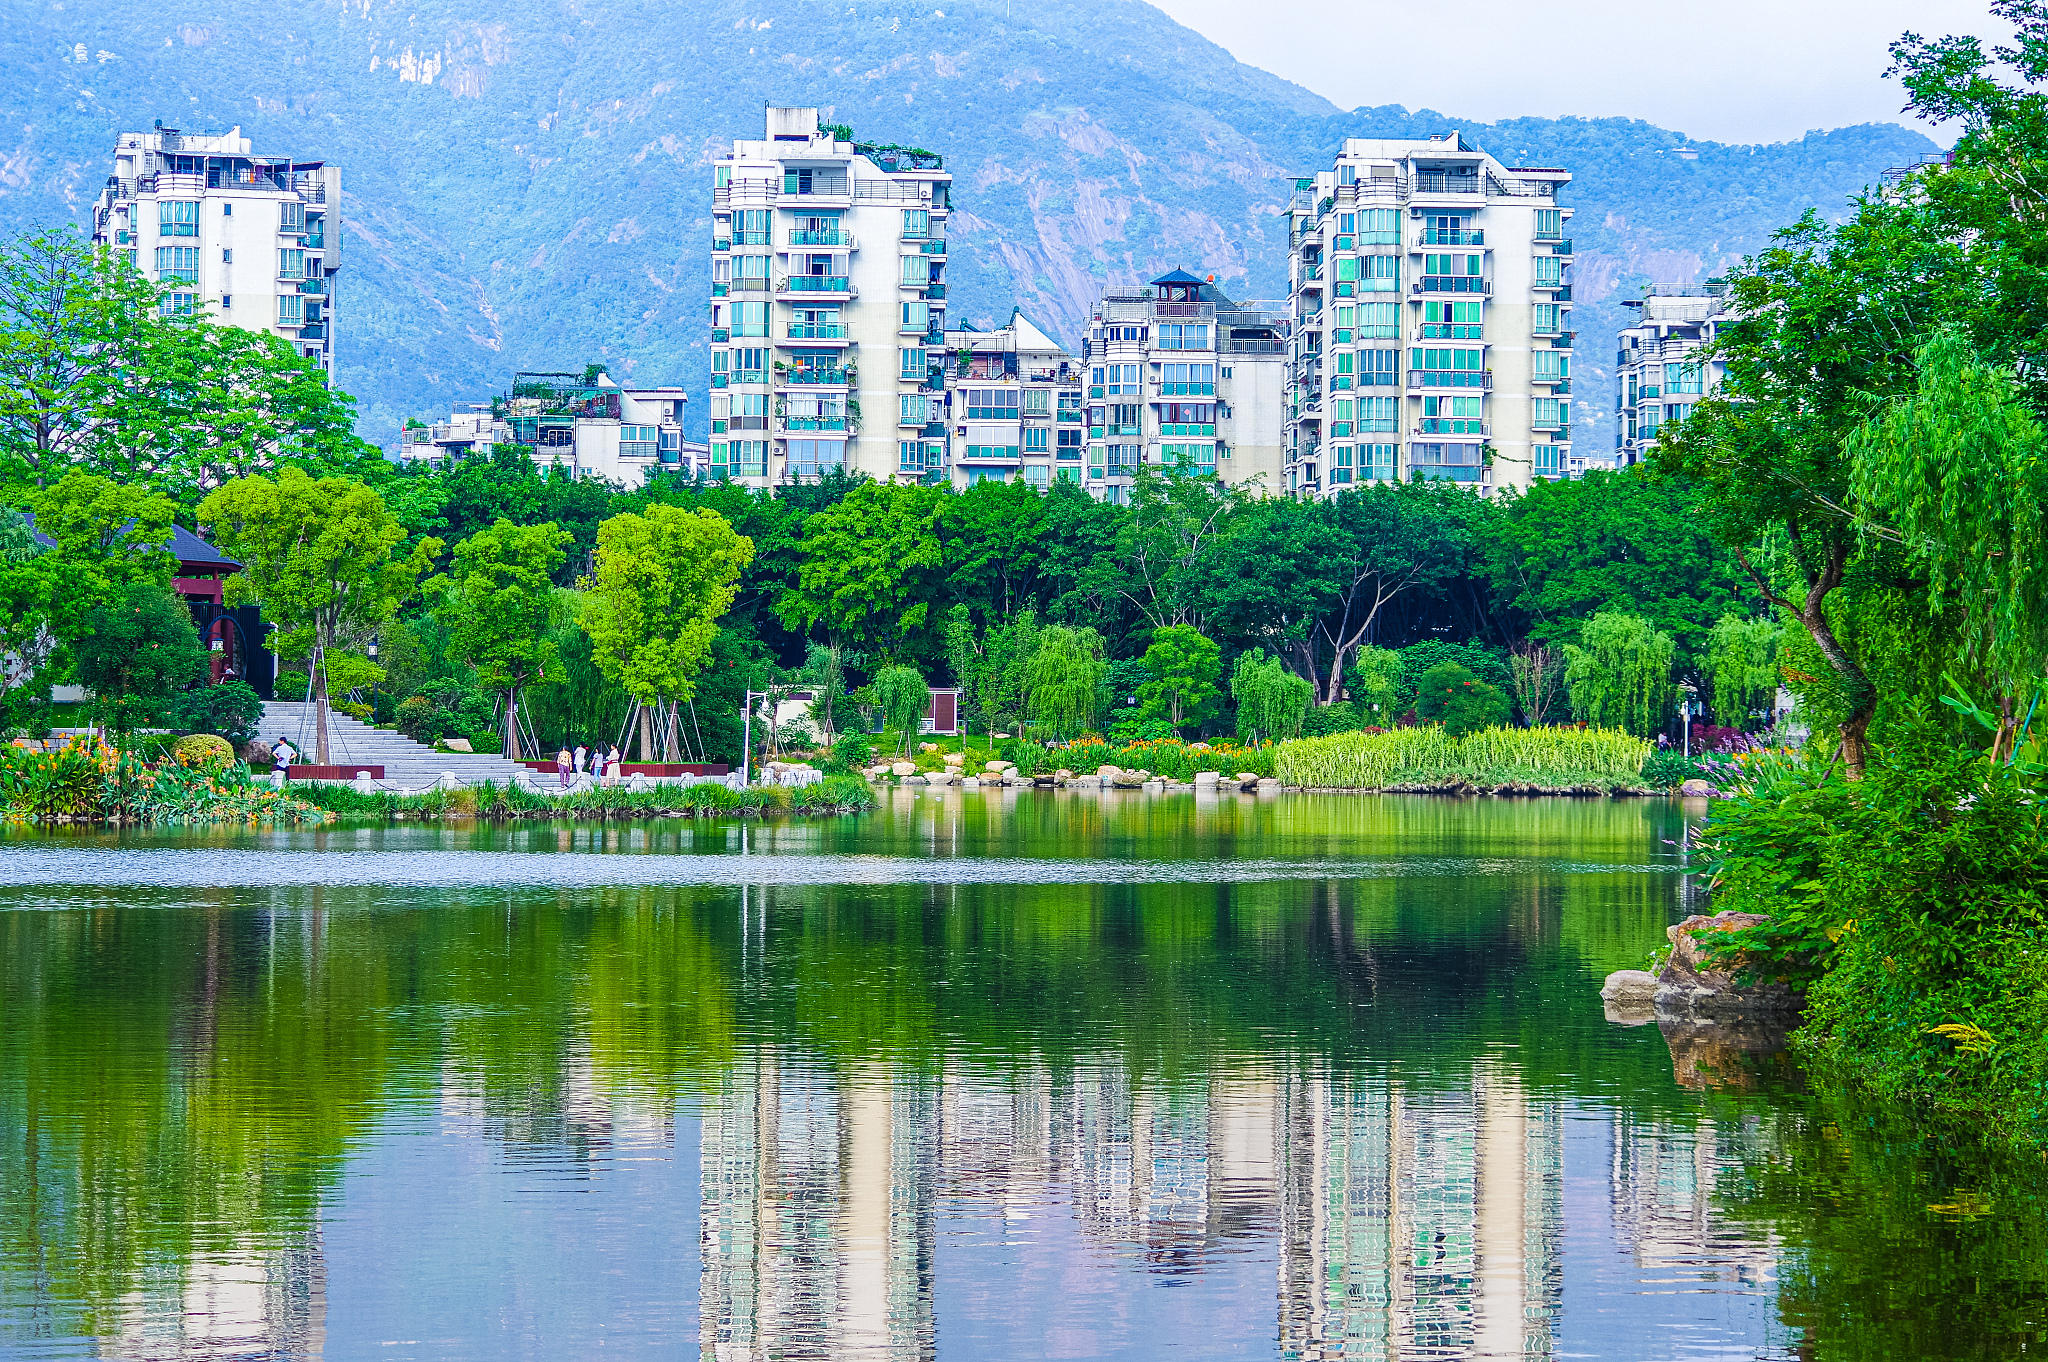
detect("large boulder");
top-left (891, 760), bottom-right (917, 777)
top-left (1678, 778), bottom-right (1719, 797)
top-left (985, 759), bottom-right (1014, 773)
top-left (1655, 911), bottom-right (1804, 1020)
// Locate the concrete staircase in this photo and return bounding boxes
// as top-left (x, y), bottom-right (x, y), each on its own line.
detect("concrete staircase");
top-left (255, 702), bottom-right (538, 791)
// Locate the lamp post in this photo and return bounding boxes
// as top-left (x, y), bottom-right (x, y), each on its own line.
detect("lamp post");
top-left (740, 689), bottom-right (773, 785)
top-left (1676, 681), bottom-right (1699, 760)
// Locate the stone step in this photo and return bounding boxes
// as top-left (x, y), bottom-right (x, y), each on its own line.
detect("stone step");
top-left (257, 702), bottom-right (535, 789)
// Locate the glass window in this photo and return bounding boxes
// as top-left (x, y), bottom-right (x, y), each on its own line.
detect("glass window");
top-left (161, 291), bottom-right (196, 317)
top-left (898, 440), bottom-right (926, 472)
top-left (278, 248), bottom-right (304, 280)
top-left (902, 209), bottom-right (930, 239)
top-left (154, 246), bottom-right (199, 282)
top-left (277, 293), bottom-right (304, 325)
top-left (1534, 256), bottom-right (1564, 285)
top-left (1534, 444), bottom-right (1562, 475)
top-left (736, 441), bottom-right (769, 477)
top-left (159, 201), bottom-right (199, 237)
top-left (900, 347), bottom-right (926, 378)
top-left (1358, 208), bottom-right (1398, 243)
top-left (1532, 397), bottom-right (1564, 429)
top-left (1536, 208), bottom-right (1563, 240)
top-left (1360, 256), bottom-right (1399, 291)
top-left (1356, 302), bottom-right (1398, 338)
top-left (1359, 397), bottom-right (1397, 432)
top-left (900, 300), bottom-right (929, 333)
top-left (1021, 387), bottom-right (1050, 415)
top-left (901, 254), bottom-right (930, 286)
top-left (732, 302), bottom-right (769, 337)
top-left (1665, 362), bottom-right (1703, 393)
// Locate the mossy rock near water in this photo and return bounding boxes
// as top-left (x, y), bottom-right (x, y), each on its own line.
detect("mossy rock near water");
top-left (173, 734), bottom-right (236, 770)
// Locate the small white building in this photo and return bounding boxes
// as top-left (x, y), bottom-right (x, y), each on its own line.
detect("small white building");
top-left (89, 123), bottom-right (340, 377)
top-left (1079, 271), bottom-right (1288, 503)
top-left (399, 372), bottom-right (700, 486)
top-left (1614, 284), bottom-right (1730, 470)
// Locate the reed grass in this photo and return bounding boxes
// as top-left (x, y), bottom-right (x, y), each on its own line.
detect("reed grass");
top-left (1275, 725), bottom-right (1650, 791)
top-left (294, 772), bottom-right (874, 820)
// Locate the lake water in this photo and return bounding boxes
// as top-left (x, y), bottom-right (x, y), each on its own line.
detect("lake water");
top-left (2, 791), bottom-right (2043, 1360)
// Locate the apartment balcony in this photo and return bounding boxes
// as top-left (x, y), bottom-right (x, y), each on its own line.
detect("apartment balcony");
top-left (712, 328), bottom-right (730, 342)
top-left (1412, 173), bottom-right (1484, 196)
top-left (1416, 419), bottom-right (1489, 435)
top-left (1414, 276), bottom-right (1491, 295)
top-left (780, 276), bottom-right (853, 295)
top-left (711, 374), bottom-right (728, 388)
top-left (780, 417), bottom-right (849, 432)
top-left (785, 324), bottom-right (851, 342)
top-left (1531, 374), bottom-right (1569, 391)
top-left (298, 324), bottom-right (326, 340)
top-left (789, 229), bottom-right (853, 247)
top-left (1417, 323), bottom-right (1482, 341)
top-left (1408, 371), bottom-right (1492, 390)
top-left (728, 277), bottom-right (773, 292)
top-left (920, 239), bottom-right (947, 254)
top-left (1154, 301), bottom-right (1216, 320)
top-left (711, 283), bottom-right (729, 297)
top-left (1159, 382), bottom-right (1215, 396)
top-left (1418, 229), bottom-right (1484, 246)
top-left (733, 231), bottom-right (773, 246)
top-left (1549, 238), bottom-right (1574, 255)
top-left (781, 368), bottom-right (853, 386)
top-left (923, 283), bottom-right (946, 300)
top-left (921, 421), bottom-right (949, 438)
top-left (298, 279), bottom-right (326, 295)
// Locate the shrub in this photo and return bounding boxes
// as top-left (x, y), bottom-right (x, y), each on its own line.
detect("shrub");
top-left (1, 741), bottom-right (107, 819)
top-left (1397, 640), bottom-right (1510, 707)
top-left (827, 731), bottom-right (874, 772)
top-left (1300, 701), bottom-right (1363, 738)
top-left (1414, 664), bottom-right (1512, 736)
top-left (274, 670), bottom-right (311, 700)
top-left (168, 680), bottom-right (265, 745)
top-left (172, 733), bottom-right (236, 770)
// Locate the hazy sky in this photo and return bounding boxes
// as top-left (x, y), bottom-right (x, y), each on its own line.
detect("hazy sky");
top-left (1150, 0), bottom-right (1995, 146)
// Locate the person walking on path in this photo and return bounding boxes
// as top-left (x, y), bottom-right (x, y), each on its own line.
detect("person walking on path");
top-left (556, 746), bottom-right (573, 790)
top-left (605, 745), bottom-right (623, 787)
top-left (574, 743), bottom-right (588, 776)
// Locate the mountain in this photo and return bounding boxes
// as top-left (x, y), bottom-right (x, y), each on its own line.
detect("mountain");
top-left (1, 0), bottom-right (1938, 449)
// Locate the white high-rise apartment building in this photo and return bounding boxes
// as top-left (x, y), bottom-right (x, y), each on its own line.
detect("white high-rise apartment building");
top-left (1614, 283), bottom-right (1729, 470)
top-left (1080, 271), bottom-right (1287, 503)
top-left (1282, 135), bottom-right (1572, 497)
top-left (89, 123), bottom-right (340, 376)
top-left (707, 107), bottom-right (952, 487)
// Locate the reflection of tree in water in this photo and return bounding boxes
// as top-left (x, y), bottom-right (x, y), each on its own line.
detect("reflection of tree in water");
top-left (1718, 1086), bottom-right (2048, 1360)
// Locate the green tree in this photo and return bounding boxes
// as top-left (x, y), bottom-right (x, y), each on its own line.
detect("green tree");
top-left (0, 507), bottom-right (56, 732)
top-left (1348, 647), bottom-right (1405, 727)
top-left (582, 503), bottom-right (753, 760)
top-left (1023, 625), bottom-right (1107, 738)
top-left (0, 228), bottom-right (169, 486)
top-left (871, 664), bottom-right (930, 753)
top-left (1139, 625), bottom-right (1222, 734)
top-left (434, 519), bottom-right (573, 759)
top-left (26, 471), bottom-right (178, 590)
top-left (941, 478), bottom-right (1049, 620)
top-left (198, 470), bottom-right (442, 765)
top-left (1705, 615), bottom-right (1781, 729)
top-left (1481, 470), bottom-right (1751, 666)
top-left (1562, 612), bottom-right (1677, 737)
top-left (1230, 650), bottom-right (1313, 744)
top-left (73, 582), bottom-right (206, 735)
top-left (780, 482), bottom-right (945, 661)
top-left (90, 324), bottom-right (375, 505)
top-left (944, 605), bottom-right (1042, 737)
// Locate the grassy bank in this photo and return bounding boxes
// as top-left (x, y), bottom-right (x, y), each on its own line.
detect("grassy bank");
top-left (1274, 725), bottom-right (1651, 792)
top-left (293, 772), bottom-right (876, 821)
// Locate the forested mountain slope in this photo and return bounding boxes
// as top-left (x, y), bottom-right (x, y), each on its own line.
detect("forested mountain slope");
top-left (0, 0), bottom-right (1936, 445)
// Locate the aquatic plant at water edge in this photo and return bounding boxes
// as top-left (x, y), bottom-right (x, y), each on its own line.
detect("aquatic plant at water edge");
top-left (1274, 725), bottom-right (1649, 789)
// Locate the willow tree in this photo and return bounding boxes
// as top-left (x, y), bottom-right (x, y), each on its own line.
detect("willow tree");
top-left (1706, 615), bottom-right (1781, 729)
top-left (870, 664), bottom-right (930, 754)
top-left (1563, 612), bottom-right (1676, 738)
top-left (1023, 625), bottom-right (1107, 739)
top-left (433, 519), bottom-right (572, 760)
top-left (582, 504), bottom-right (753, 761)
top-left (1848, 329), bottom-right (2048, 761)
top-left (1230, 650), bottom-right (1312, 744)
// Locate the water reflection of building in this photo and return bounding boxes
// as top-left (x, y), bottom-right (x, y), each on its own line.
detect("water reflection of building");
top-left (697, 1056), bottom-right (1570, 1361)
top-left (1275, 1068), bottom-right (1563, 1360)
top-left (1608, 1112), bottom-right (1776, 1291)
top-left (699, 1052), bottom-right (935, 1361)
top-left (100, 1228), bottom-right (326, 1361)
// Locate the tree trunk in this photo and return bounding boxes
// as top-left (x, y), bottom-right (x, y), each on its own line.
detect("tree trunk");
top-left (313, 649), bottom-right (330, 766)
top-left (1740, 542), bottom-right (1874, 778)
top-left (663, 700), bottom-right (682, 763)
top-left (637, 701), bottom-right (654, 763)
top-left (504, 686), bottom-right (521, 761)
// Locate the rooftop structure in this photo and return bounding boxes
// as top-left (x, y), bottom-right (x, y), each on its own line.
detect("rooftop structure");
top-left (937, 311), bottom-right (1084, 491)
top-left (399, 371), bottom-right (698, 486)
